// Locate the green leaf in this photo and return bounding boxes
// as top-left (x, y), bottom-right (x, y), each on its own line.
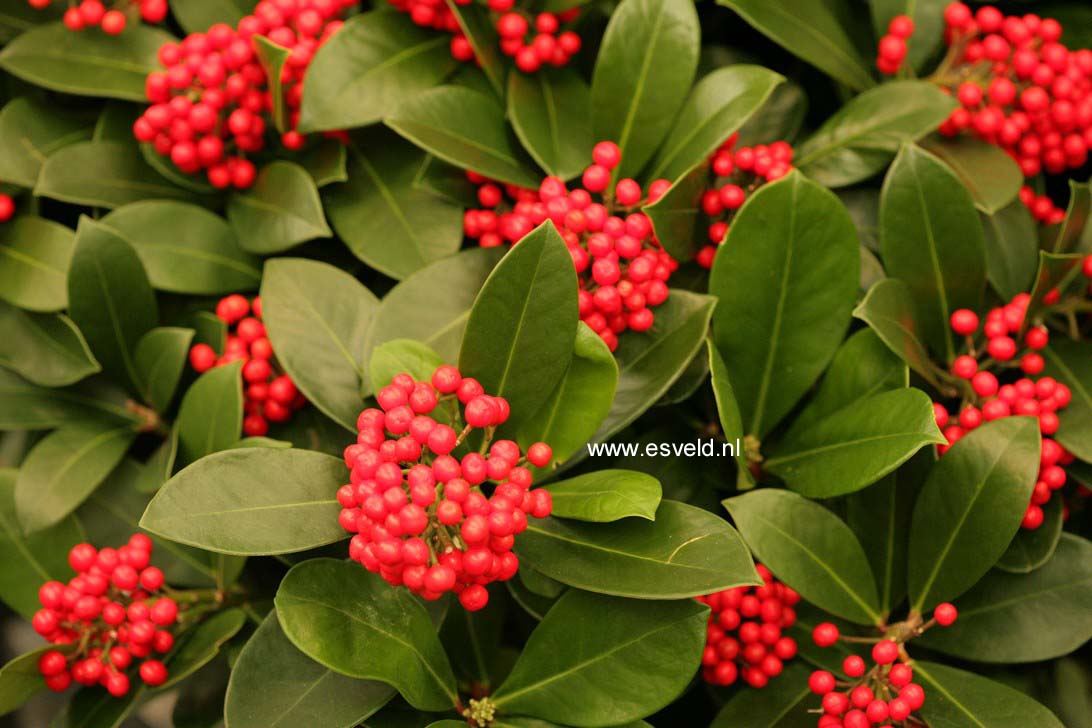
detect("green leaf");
top-left (0, 2), bottom-right (63, 43)
top-left (724, 489), bottom-right (881, 625)
top-left (53, 681), bottom-right (141, 728)
top-left (254, 37), bottom-right (290, 133)
top-left (228, 161), bottom-right (332, 254)
top-left (0, 470), bottom-right (83, 619)
top-left (917, 534), bottom-right (1092, 663)
top-left (172, 0), bottom-right (254, 33)
top-left (299, 10), bottom-right (455, 133)
top-left (710, 661), bottom-right (814, 727)
top-left (0, 368), bottom-right (139, 430)
top-left (795, 82), bottom-right (957, 187)
top-left (853, 278), bottom-right (943, 389)
top-left (908, 416), bottom-right (1041, 612)
top-left (261, 258), bottom-right (377, 431)
top-left (997, 493), bottom-right (1063, 574)
top-left (1049, 178), bottom-right (1091, 254)
top-left (0, 22), bottom-right (174, 101)
top-left (141, 448), bottom-right (346, 555)
top-left (914, 661), bottom-right (1064, 727)
top-left (921, 135), bottom-right (1022, 215)
top-left (515, 499), bottom-right (759, 599)
top-left (880, 143), bottom-right (987, 362)
top-left (0, 216), bottom-right (75, 312)
top-left (642, 162), bottom-right (707, 261)
top-left (133, 327), bottom-right (194, 414)
top-left (177, 361), bottom-right (242, 464)
top-left (645, 65), bottom-right (784, 183)
top-left (1026, 251), bottom-right (1086, 331)
top-left (226, 611), bottom-right (395, 728)
top-left (1042, 339), bottom-right (1092, 462)
top-left (716, 0), bottom-right (874, 90)
top-left (710, 170), bottom-right (858, 437)
top-left (36, 141), bottom-right (193, 208)
top-left (766, 388), bottom-right (944, 498)
top-left (0, 302), bottom-right (99, 387)
top-left (363, 247), bottom-right (504, 368)
top-left (66, 217), bottom-right (158, 391)
top-left (299, 138), bottom-right (348, 187)
top-left (0, 645), bottom-right (65, 716)
top-left (869, 0), bottom-right (946, 72)
top-left (508, 69), bottom-right (593, 181)
top-left (544, 470), bottom-right (661, 522)
top-left (708, 339), bottom-right (753, 489)
top-left (99, 201), bottom-right (261, 295)
top-left (275, 559), bottom-right (458, 712)
top-left (517, 322), bottom-right (617, 468)
top-left (459, 222), bottom-right (578, 434)
top-left (492, 590), bottom-right (707, 726)
top-left (160, 608), bottom-right (246, 689)
top-left (15, 424), bottom-right (134, 534)
top-left (413, 153), bottom-right (480, 207)
top-left (444, 0), bottom-right (505, 97)
top-left (369, 339), bottom-right (443, 394)
top-left (590, 0), bottom-right (700, 179)
top-left (980, 199), bottom-right (1038, 300)
top-left (0, 96), bottom-right (93, 188)
top-left (325, 133), bottom-right (463, 280)
top-left (595, 290), bottom-right (717, 442)
top-left (386, 86), bottom-right (542, 188)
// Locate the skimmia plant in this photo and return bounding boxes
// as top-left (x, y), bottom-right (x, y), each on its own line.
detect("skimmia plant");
top-left (0, 0), bottom-right (1090, 726)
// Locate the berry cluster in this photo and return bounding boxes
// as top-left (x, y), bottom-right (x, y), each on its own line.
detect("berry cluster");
top-left (134, 0), bottom-right (353, 189)
top-left (933, 3), bottom-right (1092, 223)
top-left (937, 296), bottom-right (1076, 529)
top-left (33, 536), bottom-right (178, 697)
top-left (462, 141), bottom-right (677, 351)
top-left (697, 135), bottom-right (794, 269)
top-left (188, 294), bottom-right (305, 437)
top-left (30, 0), bottom-right (166, 34)
top-left (876, 14), bottom-right (915, 75)
top-left (339, 364), bottom-right (554, 611)
top-left (697, 564), bottom-right (800, 688)
top-left (807, 604), bottom-right (958, 727)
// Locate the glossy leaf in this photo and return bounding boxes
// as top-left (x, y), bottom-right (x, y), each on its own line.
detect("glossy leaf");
top-left (363, 247), bottom-right (504, 367)
top-left (141, 448), bottom-right (346, 555)
top-left (299, 10), bottom-right (455, 133)
top-left (880, 143), bottom-right (987, 362)
top-left (708, 339), bottom-right (752, 489)
top-left (646, 65), bottom-right (784, 182)
top-left (515, 499), bottom-right (760, 599)
top-left (908, 416), bottom-right (1041, 611)
top-left (261, 258), bottom-right (377, 431)
top-left (0, 302), bottom-right (99, 387)
top-left (997, 494), bottom-right (1063, 574)
top-left (36, 141), bottom-right (193, 208)
top-left (0, 96), bottom-right (93, 187)
top-left (870, 0), bottom-right (946, 72)
top-left (795, 82), bottom-right (956, 187)
top-left (594, 290), bottom-right (717, 442)
top-left (0, 645), bottom-right (63, 716)
top-left (918, 534), bottom-right (1092, 663)
top-left (226, 611), bottom-right (396, 728)
top-left (0, 470), bottom-right (83, 619)
top-left (710, 661), bottom-right (814, 727)
top-left (444, 0), bottom-right (505, 97)
top-left (459, 222), bottom-right (578, 434)
top-left (0, 3), bottom-right (63, 43)
top-left (52, 684), bottom-right (141, 728)
top-left (508, 69), bottom-right (593, 181)
top-left (716, 0), bottom-right (874, 91)
top-left (299, 138), bottom-right (349, 187)
top-left (369, 339), bottom-right (444, 394)
top-left (176, 361), bottom-right (242, 464)
top-left (544, 470), bottom-right (661, 522)
top-left (1049, 178), bottom-right (1091, 254)
top-left (15, 424), bottom-right (134, 534)
top-left (254, 37), bottom-right (290, 133)
top-left (980, 199), bottom-right (1038, 300)
top-left (0, 22), bottom-right (174, 101)
top-left (915, 661), bottom-right (1064, 727)
top-left (1042, 339), bottom-right (1092, 462)
top-left (853, 278), bottom-right (943, 389)
top-left (325, 133), bottom-right (463, 280)
top-left (0, 368), bottom-right (139, 430)
top-left (133, 327), bottom-right (194, 414)
top-left (921, 135), bottom-right (1022, 215)
top-left (275, 559), bottom-right (459, 712)
top-left (725, 489), bottom-right (882, 625)
top-left (0, 216), bottom-right (75, 312)
top-left (158, 608), bottom-right (246, 690)
top-left (99, 201), bottom-right (261, 295)
top-left (766, 388), bottom-right (944, 498)
top-left (1025, 250), bottom-right (1086, 329)
top-left (709, 171), bottom-right (858, 437)
top-left (228, 161), bottom-right (332, 253)
top-left (386, 86), bottom-right (541, 188)
top-left (492, 591), bottom-right (707, 726)
top-left (591, 0), bottom-right (700, 179)
top-left (172, 0), bottom-right (254, 34)
top-left (642, 162), bottom-right (707, 261)
top-left (517, 322), bottom-right (617, 467)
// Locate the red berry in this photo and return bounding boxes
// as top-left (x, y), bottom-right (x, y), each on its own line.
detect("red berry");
top-left (871, 639), bottom-right (899, 664)
top-left (812, 622), bottom-right (839, 647)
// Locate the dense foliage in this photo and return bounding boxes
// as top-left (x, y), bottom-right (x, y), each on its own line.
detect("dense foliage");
top-left (0, 0), bottom-right (1090, 726)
